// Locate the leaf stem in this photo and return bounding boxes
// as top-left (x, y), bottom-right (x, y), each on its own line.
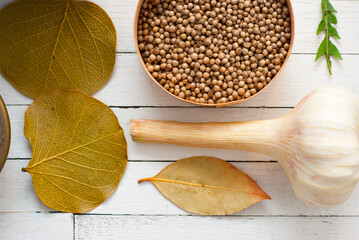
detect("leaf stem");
top-left (138, 177), bottom-right (152, 183)
top-left (324, 6), bottom-right (332, 75)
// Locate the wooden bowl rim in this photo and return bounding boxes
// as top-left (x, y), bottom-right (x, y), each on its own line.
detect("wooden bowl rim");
top-left (133, 0), bottom-right (295, 107)
top-left (0, 96), bottom-right (10, 173)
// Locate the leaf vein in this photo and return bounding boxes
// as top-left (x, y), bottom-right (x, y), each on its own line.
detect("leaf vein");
top-left (141, 177), bottom-right (268, 197)
top-left (28, 131), bottom-right (122, 170)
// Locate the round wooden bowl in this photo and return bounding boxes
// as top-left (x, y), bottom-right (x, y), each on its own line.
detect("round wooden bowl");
top-left (134, 0), bottom-right (295, 107)
top-left (0, 96), bottom-right (10, 172)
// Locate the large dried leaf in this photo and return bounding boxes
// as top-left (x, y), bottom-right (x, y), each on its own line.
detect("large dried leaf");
top-left (23, 90), bottom-right (127, 213)
top-left (0, 0), bottom-right (116, 98)
top-left (139, 157), bottom-right (270, 215)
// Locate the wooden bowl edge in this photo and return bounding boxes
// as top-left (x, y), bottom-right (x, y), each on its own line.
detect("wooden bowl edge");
top-left (133, 0), bottom-right (295, 107)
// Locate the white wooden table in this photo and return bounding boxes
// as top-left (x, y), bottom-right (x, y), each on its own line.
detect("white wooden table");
top-left (1, 0), bottom-right (359, 239)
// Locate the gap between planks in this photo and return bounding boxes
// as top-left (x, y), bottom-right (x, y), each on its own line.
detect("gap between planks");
top-left (3, 160), bottom-right (359, 216)
top-left (73, 213), bottom-right (359, 218)
top-left (4, 104), bottom-right (295, 109)
top-left (2, 212), bottom-right (359, 218)
top-left (116, 52), bottom-right (359, 55)
top-left (6, 158), bottom-right (279, 163)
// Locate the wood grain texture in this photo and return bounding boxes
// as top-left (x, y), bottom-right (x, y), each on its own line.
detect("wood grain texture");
top-left (0, 213), bottom-right (73, 240)
top-left (75, 215), bottom-right (359, 240)
top-left (0, 0), bottom-right (356, 54)
top-left (0, 0), bottom-right (358, 239)
top-left (40, 0), bottom-right (359, 54)
top-left (1, 54), bottom-right (359, 107)
top-left (2, 160), bottom-right (359, 216)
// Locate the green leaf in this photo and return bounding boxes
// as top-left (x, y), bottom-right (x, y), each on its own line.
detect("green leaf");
top-left (328, 24), bottom-right (341, 39)
top-left (316, 20), bottom-right (326, 35)
top-left (316, 0), bottom-right (341, 74)
top-left (321, 0), bottom-right (337, 13)
top-left (327, 12), bottom-right (338, 24)
top-left (328, 41), bottom-right (343, 60)
top-left (327, 57), bottom-right (332, 75)
top-left (315, 38), bottom-right (327, 61)
top-left (321, 0), bottom-right (326, 12)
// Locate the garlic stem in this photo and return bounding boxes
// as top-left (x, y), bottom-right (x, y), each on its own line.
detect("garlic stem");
top-left (131, 117), bottom-right (289, 157)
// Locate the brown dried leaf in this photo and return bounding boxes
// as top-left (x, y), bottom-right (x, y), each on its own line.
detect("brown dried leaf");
top-left (0, 96), bottom-right (10, 172)
top-left (139, 156), bottom-right (270, 215)
top-left (0, 0), bottom-right (116, 98)
top-left (23, 90), bottom-right (127, 213)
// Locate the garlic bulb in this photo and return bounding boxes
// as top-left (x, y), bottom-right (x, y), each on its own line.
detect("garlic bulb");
top-left (131, 86), bottom-right (359, 208)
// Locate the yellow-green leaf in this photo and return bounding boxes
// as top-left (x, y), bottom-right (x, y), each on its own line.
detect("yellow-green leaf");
top-left (23, 90), bottom-right (127, 213)
top-left (0, 0), bottom-right (116, 98)
top-left (139, 157), bottom-right (270, 215)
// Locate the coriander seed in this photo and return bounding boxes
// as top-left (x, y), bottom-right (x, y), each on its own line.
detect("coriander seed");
top-left (138, 0), bottom-right (292, 104)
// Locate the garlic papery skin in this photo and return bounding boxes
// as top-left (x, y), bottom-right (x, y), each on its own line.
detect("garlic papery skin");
top-left (278, 86), bottom-right (359, 208)
top-left (131, 86), bottom-right (359, 208)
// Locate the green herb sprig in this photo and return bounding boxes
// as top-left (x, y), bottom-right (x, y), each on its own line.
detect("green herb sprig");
top-left (315, 0), bottom-right (342, 75)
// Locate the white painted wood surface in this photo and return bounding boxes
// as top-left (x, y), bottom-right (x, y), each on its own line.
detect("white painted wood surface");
top-left (2, 160), bottom-right (359, 216)
top-left (0, 213), bottom-right (73, 240)
top-left (2, 54), bottom-right (359, 107)
top-left (0, 0), bottom-right (358, 239)
top-left (75, 215), bottom-right (359, 240)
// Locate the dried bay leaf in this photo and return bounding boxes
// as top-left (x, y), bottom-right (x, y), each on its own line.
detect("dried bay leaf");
top-left (139, 157), bottom-right (270, 215)
top-left (23, 90), bottom-right (127, 213)
top-left (0, 0), bottom-right (116, 98)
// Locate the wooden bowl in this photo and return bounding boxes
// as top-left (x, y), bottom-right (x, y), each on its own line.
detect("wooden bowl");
top-left (0, 96), bottom-right (10, 172)
top-left (134, 0), bottom-right (295, 107)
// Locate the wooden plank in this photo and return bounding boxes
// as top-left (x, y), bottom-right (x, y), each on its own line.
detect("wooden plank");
top-left (0, 1), bottom-right (357, 239)
top-left (75, 215), bottom-right (359, 240)
top-left (93, 161), bottom-right (359, 216)
top-left (0, 0), bottom-right (350, 54)
top-left (7, 106), bottom-right (287, 160)
top-left (0, 213), bottom-right (73, 240)
top-left (100, 0), bottom-right (359, 54)
top-left (2, 160), bottom-right (359, 215)
top-left (1, 54), bottom-right (359, 107)
top-left (0, 160), bottom-right (49, 212)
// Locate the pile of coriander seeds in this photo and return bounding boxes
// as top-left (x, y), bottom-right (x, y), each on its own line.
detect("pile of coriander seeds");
top-left (137, 0), bottom-right (291, 104)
